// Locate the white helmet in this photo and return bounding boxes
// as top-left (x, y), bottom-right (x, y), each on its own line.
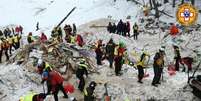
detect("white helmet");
top-left (37, 59), bottom-right (43, 66)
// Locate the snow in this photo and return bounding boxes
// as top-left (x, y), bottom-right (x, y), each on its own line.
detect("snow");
top-left (0, 0), bottom-right (201, 101)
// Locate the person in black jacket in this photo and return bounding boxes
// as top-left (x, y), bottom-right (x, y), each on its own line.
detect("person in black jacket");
top-left (0, 30), bottom-right (3, 37)
top-left (152, 49), bottom-right (165, 87)
top-left (76, 59), bottom-right (88, 92)
top-left (95, 45), bottom-right (103, 65)
top-left (3, 28), bottom-right (8, 38)
top-left (111, 23), bottom-right (117, 33)
top-left (73, 23), bottom-right (77, 35)
top-left (27, 32), bottom-right (34, 44)
top-left (107, 22), bottom-right (113, 33)
top-left (84, 81), bottom-right (97, 101)
top-left (173, 45), bottom-right (181, 71)
top-left (116, 19), bottom-right (124, 35)
top-left (133, 23), bottom-right (139, 40)
top-left (106, 39), bottom-right (116, 68)
top-left (114, 53), bottom-right (123, 76)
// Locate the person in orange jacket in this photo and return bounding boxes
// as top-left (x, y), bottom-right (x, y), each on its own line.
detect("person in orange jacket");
top-left (41, 70), bottom-right (68, 101)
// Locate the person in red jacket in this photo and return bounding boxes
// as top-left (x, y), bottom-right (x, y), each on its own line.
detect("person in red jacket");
top-left (170, 24), bottom-right (179, 36)
top-left (40, 33), bottom-right (47, 43)
top-left (76, 34), bottom-right (84, 47)
top-left (15, 26), bottom-right (20, 34)
top-left (42, 71), bottom-right (68, 101)
top-left (126, 21), bottom-right (130, 37)
top-left (181, 57), bottom-right (193, 72)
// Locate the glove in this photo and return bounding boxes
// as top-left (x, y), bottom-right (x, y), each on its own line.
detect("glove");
top-left (41, 80), bottom-right (45, 84)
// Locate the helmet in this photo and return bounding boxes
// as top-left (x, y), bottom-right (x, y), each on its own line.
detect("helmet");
top-left (159, 47), bottom-right (165, 52)
top-left (89, 81), bottom-right (97, 88)
top-left (80, 58), bottom-right (86, 64)
top-left (38, 93), bottom-right (47, 99)
top-left (37, 59), bottom-right (43, 68)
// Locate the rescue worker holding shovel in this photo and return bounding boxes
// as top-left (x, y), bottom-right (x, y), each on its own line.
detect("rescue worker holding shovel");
top-left (137, 52), bottom-right (150, 83)
top-left (76, 58), bottom-right (88, 92)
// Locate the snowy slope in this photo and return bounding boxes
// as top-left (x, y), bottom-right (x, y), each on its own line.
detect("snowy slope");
top-left (0, 0), bottom-right (141, 36)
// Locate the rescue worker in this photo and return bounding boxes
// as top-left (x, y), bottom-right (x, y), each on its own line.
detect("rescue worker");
top-left (143, 5), bottom-right (149, 16)
top-left (57, 27), bottom-right (63, 39)
top-left (0, 38), bottom-right (10, 62)
top-left (27, 32), bottom-right (34, 44)
top-left (152, 49), bottom-right (165, 87)
top-left (95, 44), bottom-right (103, 65)
top-left (107, 22), bottom-right (113, 33)
top-left (173, 45), bottom-right (181, 71)
top-left (37, 59), bottom-right (53, 74)
top-left (13, 34), bottom-right (21, 49)
top-left (19, 25), bottom-right (23, 34)
top-left (76, 34), bottom-right (84, 47)
top-left (181, 57), bottom-right (193, 72)
top-left (84, 81), bottom-right (97, 101)
top-left (137, 52), bottom-right (150, 83)
top-left (40, 32), bottom-right (47, 43)
top-left (70, 34), bottom-right (76, 44)
top-left (133, 23), bottom-right (139, 40)
top-left (114, 53), bottom-right (123, 76)
top-left (72, 23), bottom-right (77, 35)
top-left (7, 35), bottom-right (14, 55)
top-left (0, 30), bottom-right (3, 37)
top-left (170, 24), bottom-right (179, 36)
top-left (126, 21), bottom-right (130, 37)
top-left (36, 22), bottom-right (39, 31)
top-left (106, 39), bottom-right (116, 68)
top-left (76, 58), bottom-right (88, 92)
top-left (41, 70), bottom-right (68, 101)
top-left (19, 93), bottom-right (46, 101)
top-left (111, 23), bottom-right (117, 33)
top-left (0, 39), bottom-right (3, 63)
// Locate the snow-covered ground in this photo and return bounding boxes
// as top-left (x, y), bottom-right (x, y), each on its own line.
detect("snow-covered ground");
top-left (0, 0), bottom-right (201, 101)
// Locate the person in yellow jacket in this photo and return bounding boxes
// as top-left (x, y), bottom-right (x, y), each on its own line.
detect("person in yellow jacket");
top-left (19, 92), bottom-right (46, 101)
top-left (27, 32), bottom-right (35, 44)
top-left (13, 34), bottom-right (21, 50)
top-left (70, 34), bottom-right (76, 44)
top-left (137, 52), bottom-right (150, 83)
top-left (7, 35), bottom-right (14, 55)
top-left (37, 59), bottom-right (53, 74)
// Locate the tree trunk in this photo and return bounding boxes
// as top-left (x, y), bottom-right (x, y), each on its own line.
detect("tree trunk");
top-left (173, 0), bottom-right (176, 8)
top-left (152, 0), bottom-right (160, 18)
top-left (191, 0), bottom-right (195, 5)
top-left (149, 0), bottom-right (153, 10)
top-left (164, 0), bottom-right (169, 4)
